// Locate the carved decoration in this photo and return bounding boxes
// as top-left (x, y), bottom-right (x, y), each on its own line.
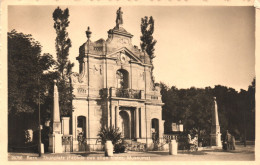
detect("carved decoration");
top-left (117, 38), bottom-right (128, 45)
top-left (99, 65), bottom-right (103, 75)
top-left (71, 73), bottom-right (79, 83)
top-left (93, 65), bottom-right (99, 74)
top-left (77, 88), bottom-right (87, 94)
top-left (71, 72), bottom-right (84, 84)
top-left (116, 51), bottom-right (130, 66)
top-left (91, 65), bottom-right (103, 75)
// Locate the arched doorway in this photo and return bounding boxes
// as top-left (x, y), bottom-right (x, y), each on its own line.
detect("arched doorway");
top-left (151, 118), bottom-right (159, 142)
top-left (119, 111), bottom-right (130, 139)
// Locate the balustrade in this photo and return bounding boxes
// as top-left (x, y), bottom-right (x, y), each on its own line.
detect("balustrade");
top-left (163, 134), bottom-right (177, 143)
top-left (115, 88), bottom-right (141, 99)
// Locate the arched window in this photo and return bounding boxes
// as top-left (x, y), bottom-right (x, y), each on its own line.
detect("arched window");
top-left (116, 69), bottom-right (128, 89)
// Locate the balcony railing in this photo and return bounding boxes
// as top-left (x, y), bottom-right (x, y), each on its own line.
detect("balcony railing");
top-left (115, 88), bottom-right (141, 99)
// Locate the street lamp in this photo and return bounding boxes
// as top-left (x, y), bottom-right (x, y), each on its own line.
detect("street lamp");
top-left (38, 77), bottom-right (49, 157)
top-left (38, 77), bottom-right (42, 157)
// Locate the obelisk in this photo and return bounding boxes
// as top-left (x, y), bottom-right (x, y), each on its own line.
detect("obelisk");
top-left (210, 97), bottom-right (222, 148)
top-left (48, 80), bottom-right (63, 153)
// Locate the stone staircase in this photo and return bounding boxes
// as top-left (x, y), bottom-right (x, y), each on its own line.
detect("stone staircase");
top-left (123, 140), bottom-right (146, 152)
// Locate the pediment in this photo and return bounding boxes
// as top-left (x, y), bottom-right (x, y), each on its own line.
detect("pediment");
top-left (106, 47), bottom-right (142, 64)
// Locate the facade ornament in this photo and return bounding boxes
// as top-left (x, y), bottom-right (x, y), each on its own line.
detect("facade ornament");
top-left (91, 65), bottom-right (103, 75)
top-left (71, 73), bottom-right (79, 83)
top-left (94, 65), bottom-right (98, 74)
top-left (86, 26), bottom-right (92, 40)
top-left (99, 65), bottom-right (103, 75)
top-left (120, 53), bottom-right (126, 63)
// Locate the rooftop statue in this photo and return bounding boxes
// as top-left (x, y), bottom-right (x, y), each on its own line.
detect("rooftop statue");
top-left (116, 7), bottom-right (123, 27)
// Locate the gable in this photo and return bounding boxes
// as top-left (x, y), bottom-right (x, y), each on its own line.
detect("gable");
top-left (106, 47), bottom-right (142, 64)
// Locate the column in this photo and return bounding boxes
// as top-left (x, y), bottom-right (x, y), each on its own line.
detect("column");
top-left (107, 101), bottom-right (110, 128)
top-left (75, 116), bottom-right (78, 140)
top-left (111, 105), bottom-right (115, 127)
top-left (135, 108), bottom-right (139, 138)
top-left (86, 114), bottom-right (89, 139)
top-left (72, 115), bottom-right (79, 152)
top-left (126, 111), bottom-right (131, 139)
top-left (129, 112), bottom-right (131, 139)
top-left (115, 106), bottom-right (119, 129)
top-left (140, 107), bottom-right (146, 138)
top-left (72, 114), bottom-right (77, 141)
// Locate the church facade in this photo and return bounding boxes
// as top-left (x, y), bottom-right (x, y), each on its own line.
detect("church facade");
top-left (70, 8), bottom-right (164, 151)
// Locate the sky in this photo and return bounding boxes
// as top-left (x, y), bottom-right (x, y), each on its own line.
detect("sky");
top-left (8, 6), bottom-right (255, 91)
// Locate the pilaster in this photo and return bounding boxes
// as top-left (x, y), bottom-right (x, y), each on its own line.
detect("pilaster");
top-left (135, 107), bottom-right (139, 138)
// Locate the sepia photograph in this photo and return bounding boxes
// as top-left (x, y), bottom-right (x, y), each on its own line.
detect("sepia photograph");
top-left (2, 0), bottom-right (257, 162)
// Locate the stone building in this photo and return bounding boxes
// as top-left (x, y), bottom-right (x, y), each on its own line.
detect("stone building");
top-left (70, 8), bottom-right (164, 151)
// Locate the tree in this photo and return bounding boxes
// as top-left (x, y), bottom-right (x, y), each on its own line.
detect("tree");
top-left (244, 78), bottom-right (255, 140)
top-left (8, 30), bottom-right (55, 116)
top-left (8, 30), bottom-right (55, 146)
top-left (140, 16), bottom-right (157, 86)
top-left (161, 80), bottom-right (255, 144)
top-left (53, 7), bottom-right (74, 116)
top-left (140, 16), bottom-right (157, 60)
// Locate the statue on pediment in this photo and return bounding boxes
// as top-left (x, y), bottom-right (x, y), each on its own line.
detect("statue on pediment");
top-left (116, 7), bottom-right (123, 27)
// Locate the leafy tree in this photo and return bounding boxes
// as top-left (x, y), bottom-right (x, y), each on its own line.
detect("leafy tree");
top-left (8, 30), bottom-right (55, 146)
top-left (8, 30), bottom-right (55, 116)
top-left (161, 81), bottom-right (256, 142)
top-left (53, 7), bottom-right (74, 116)
top-left (140, 16), bottom-right (157, 86)
top-left (247, 78), bottom-right (255, 139)
top-left (140, 16), bottom-right (157, 60)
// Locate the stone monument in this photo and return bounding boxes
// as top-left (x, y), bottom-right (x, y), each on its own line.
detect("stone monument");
top-left (48, 80), bottom-right (63, 153)
top-left (210, 97), bottom-right (222, 148)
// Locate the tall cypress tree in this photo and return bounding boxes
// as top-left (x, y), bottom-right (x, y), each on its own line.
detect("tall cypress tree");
top-left (140, 16), bottom-right (157, 87)
top-left (53, 7), bottom-right (74, 116)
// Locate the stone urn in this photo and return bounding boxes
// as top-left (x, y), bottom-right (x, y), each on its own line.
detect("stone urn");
top-left (105, 140), bottom-right (113, 157)
top-left (169, 140), bottom-right (178, 155)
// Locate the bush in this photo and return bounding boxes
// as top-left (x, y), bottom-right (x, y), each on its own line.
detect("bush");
top-left (114, 143), bottom-right (126, 153)
top-left (97, 126), bottom-right (122, 145)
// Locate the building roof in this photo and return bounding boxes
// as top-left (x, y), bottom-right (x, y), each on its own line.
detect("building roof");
top-left (77, 25), bottom-right (151, 65)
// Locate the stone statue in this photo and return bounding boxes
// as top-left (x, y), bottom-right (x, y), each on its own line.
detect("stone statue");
top-left (116, 7), bottom-right (123, 27)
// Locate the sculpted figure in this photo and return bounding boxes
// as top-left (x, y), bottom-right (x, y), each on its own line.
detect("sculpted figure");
top-left (116, 7), bottom-right (123, 26)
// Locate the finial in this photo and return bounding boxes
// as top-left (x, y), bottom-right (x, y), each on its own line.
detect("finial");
top-left (86, 26), bottom-right (92, 40)
top-left (54, 79), bottom-right (57, 84)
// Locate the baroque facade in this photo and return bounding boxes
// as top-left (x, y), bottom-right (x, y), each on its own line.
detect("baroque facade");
top-left (70, 8), bottom-right (164, 151)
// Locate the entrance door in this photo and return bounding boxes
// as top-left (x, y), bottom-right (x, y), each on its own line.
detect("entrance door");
top-left (119, 111), bottom-right (130, 139)
top-left (151, 118), bottom-right (159, 142)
